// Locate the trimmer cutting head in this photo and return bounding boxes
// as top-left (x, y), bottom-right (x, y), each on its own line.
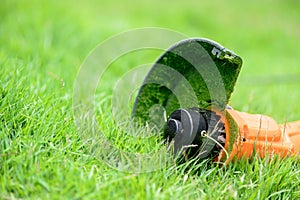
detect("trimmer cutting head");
top-left (132, 38), bottom-right (242, 159)
top-left (164, 108), bottom-right (226, 160)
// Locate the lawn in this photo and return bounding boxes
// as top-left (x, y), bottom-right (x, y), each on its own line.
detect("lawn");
top-left (0, 0), bottom-right (299, 199)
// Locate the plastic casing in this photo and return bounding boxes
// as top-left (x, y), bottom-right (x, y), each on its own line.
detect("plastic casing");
top-left (217, 109), bottom-right (300, 163)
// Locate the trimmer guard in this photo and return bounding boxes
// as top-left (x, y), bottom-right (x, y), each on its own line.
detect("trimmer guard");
top-left (132, 38), bottom-right (242, 129)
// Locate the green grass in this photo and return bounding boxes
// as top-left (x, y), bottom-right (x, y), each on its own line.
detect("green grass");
top-left (1, 0), bottom-right (300, 199)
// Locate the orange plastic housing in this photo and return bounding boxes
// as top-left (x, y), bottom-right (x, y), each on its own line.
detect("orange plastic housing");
top-left (217, 109), bottom-right (300, 163)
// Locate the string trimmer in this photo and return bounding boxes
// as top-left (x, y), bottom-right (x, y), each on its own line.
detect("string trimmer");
top-left (132, 38), bottom-right (300, 163)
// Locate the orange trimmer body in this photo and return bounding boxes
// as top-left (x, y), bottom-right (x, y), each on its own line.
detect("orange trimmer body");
top-left (218, 109), bottom-right (300, 163)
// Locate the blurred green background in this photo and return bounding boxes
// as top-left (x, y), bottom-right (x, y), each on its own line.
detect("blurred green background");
top-left (2, 0), bottom-right (299, 120)
top-left (1, 0), bottom-right (299, 199)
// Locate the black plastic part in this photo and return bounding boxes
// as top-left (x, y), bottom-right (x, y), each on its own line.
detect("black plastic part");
top-left (132, 38), bottom-right (242, 127)
top-left (164, 108), bottom-right (225, 160)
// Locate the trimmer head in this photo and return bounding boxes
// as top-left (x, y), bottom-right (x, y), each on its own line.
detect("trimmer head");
top-left (164, 107), bottom-right (226, 159)
top-left (132, 38), bottom-right (242, 159)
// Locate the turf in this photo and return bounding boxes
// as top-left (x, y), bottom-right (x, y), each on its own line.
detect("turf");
top-left (1, 0), bottom-right (300, 199)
